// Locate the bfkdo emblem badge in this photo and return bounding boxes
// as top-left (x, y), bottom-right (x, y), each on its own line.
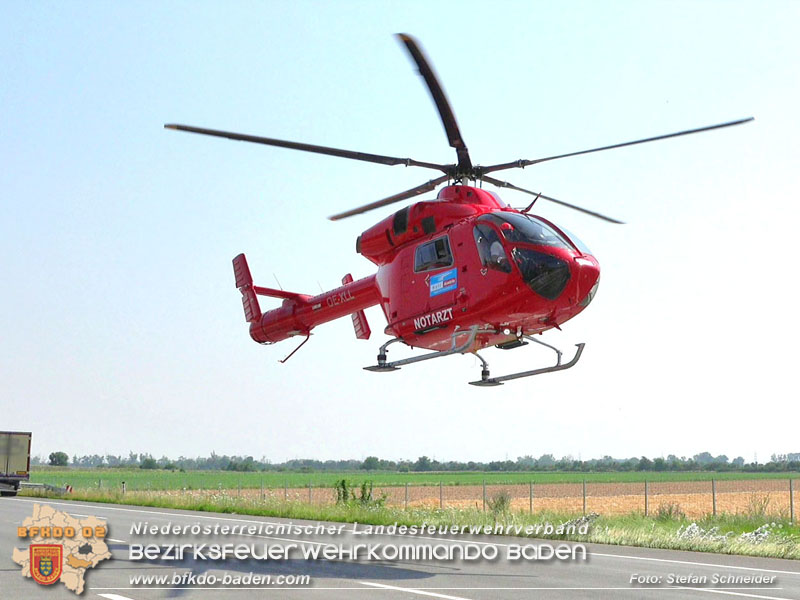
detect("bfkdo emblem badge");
top-left (30, 544), bottom-right (63, 585)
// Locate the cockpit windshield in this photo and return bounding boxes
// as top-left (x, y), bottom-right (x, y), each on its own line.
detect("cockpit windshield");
top-left (479, 213), bottom-right (573, 250)
top-left (558, 226), bottom-right (592, 255)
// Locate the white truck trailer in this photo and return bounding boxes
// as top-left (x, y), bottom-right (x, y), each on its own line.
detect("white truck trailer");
top-left (0, 431), bottom-right (32, 496)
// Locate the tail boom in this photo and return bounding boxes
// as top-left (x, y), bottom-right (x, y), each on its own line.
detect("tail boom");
top-left (234, 254), bottom-right (380, 344)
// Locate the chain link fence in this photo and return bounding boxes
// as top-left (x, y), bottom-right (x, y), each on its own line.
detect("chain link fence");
top-left (319, 479), bottom-right (794, 519)
top-left (89, 477), bottom-right (797, 521)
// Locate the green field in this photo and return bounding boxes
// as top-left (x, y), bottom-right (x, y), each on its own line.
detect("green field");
top-left (31, 467), bottom-right (800, 491)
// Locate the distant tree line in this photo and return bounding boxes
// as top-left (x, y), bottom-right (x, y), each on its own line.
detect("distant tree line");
top-left (32, 451), bottom-right (800, 473)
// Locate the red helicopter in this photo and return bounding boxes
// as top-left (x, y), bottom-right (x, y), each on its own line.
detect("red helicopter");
top-left (166, 34), bottom-right (751, 386)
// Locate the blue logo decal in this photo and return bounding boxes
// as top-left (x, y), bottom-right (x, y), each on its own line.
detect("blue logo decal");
top-left (430, 268), bottom-right (458, 297)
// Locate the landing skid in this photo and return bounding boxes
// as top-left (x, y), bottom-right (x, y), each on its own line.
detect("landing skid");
top-left (469, 337), bottom-right (585, 386)
top-left (364, 326), bottom-right (481, 372)
top-left (364, 328), bottom-right (585, 386)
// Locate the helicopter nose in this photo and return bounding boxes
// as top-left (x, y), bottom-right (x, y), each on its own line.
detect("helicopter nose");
top-left (574, 256), bottom-right (600, 307)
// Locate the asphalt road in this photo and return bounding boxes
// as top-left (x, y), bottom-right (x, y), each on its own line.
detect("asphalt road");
top-left (2, 496), bottom-right (798, 599)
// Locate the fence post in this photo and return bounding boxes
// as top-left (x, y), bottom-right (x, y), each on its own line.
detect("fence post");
top-left (260, 478), bottom-right (264, 501)
top-left (405, 482), bottom-right (409, 509)
top-left (582, 480), bottom-right (587, 515)
top-left (439, 481), bottom-right (443, 509)
top-left (712, 479), bottom-right (717, 517)
top-left (238, 479), bottom-right (241, 497)
top-left (482, 480), bottom-right (486, 512)
top-left (308, 482), bottom-right (312, 504)
top-left (121, 481), bottom-right (126, 495)
top-left (98, 479), bottom-right (102, 489)
top-left (644, 480), bottom-right (648, 517)
top-left (529, 481), bottom-right (533, 514)
top-left (285, 481), bottom-right (288, 501)
top-left (790, 479), bottom-right (795, 525)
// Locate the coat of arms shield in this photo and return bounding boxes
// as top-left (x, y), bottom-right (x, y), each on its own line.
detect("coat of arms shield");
top-left (30, 544), bottom-right (63, 585)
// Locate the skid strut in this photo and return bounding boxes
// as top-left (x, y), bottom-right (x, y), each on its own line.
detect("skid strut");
top-left (364, 326), bottom-right (480, 372)
top-left (468, 338), bottom-right (585, 386)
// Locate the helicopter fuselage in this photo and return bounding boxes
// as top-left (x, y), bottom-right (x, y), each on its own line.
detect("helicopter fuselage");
top-left (247, 185), bottom-right (600, 353)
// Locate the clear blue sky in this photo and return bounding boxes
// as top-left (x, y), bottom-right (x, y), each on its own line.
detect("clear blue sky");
top-left (2, 1), bottom-right (798, 463)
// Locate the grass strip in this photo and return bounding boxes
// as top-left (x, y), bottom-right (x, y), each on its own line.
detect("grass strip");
top-left (19, 488), bottom-right (800, 560)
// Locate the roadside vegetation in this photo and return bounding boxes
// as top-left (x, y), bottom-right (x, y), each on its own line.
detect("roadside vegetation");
top-left (19, 485), bottom-right (799, 560)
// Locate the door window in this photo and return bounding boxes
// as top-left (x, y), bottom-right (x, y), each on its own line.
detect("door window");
top-left (414, 236), bottom-right (453, 272)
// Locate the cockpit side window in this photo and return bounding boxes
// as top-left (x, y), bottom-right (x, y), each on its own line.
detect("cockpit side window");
top-left (473, 224), bottom-right (512, 273)
top-left (414, 236), bottom-right (453, 272)
top-left (480, 213), bottom-right (572, 250)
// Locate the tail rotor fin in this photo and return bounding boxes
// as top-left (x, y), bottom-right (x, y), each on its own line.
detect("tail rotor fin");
top-left (233, 253), bottom-right (262, 323)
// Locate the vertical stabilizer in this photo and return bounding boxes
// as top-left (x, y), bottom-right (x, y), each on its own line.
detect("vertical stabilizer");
top-left (342, 274), bottom-right (371, 340)
top-left (233, 254), bottom-right (262, 323)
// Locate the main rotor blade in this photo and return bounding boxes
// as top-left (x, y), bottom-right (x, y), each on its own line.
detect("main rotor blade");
top-left (329, 175), bottom-right (449, 221)
top-left (164, 124), bottom-right (448, 173)
top-left (397, 33), bottom-right (472, 173)
top-left (482, 117), bottom-right (754, 174)
top-left (481, 175), bottom-right (625, 224)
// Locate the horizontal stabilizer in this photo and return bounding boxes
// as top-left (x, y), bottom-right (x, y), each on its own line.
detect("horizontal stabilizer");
top-left (253, 286), bottom-right (308, 302)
